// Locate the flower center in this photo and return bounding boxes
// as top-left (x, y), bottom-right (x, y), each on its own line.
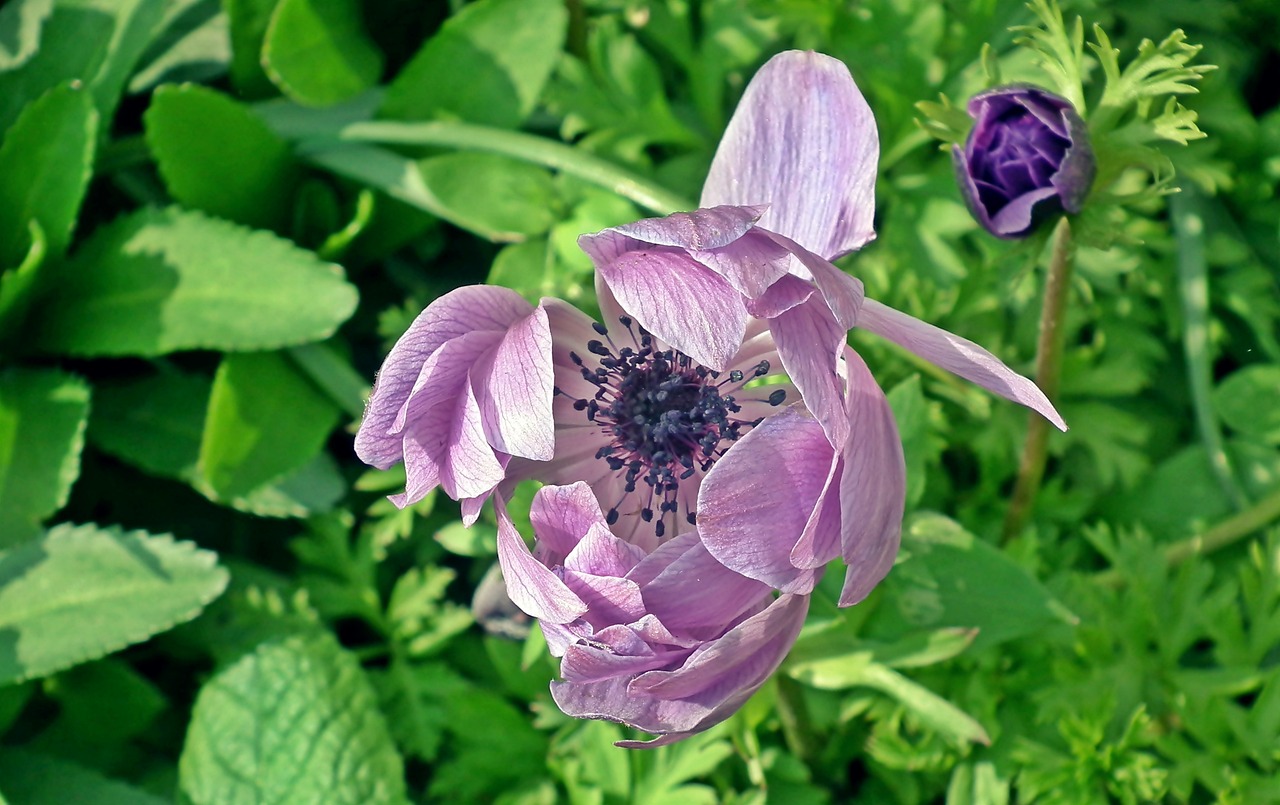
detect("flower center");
top-left (558, 316), bottom-right (785, 538)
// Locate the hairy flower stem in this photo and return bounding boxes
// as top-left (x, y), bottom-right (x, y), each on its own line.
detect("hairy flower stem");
top-left (1095, 485), bottom-right (1280, 589)
top-left (1003, 218), bottom-right (1073, 542)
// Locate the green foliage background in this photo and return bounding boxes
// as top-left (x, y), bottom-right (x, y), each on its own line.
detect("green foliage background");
top-left (0, 0), bottom-right (1277, 802)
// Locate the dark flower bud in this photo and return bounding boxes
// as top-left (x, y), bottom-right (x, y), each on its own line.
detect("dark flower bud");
top-left (954, 85), bottom-right (1096, 239)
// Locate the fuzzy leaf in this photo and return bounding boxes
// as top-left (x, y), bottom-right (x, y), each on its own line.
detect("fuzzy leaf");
top-left (30, 206), bottom-right (358, 357)
top-left (179, 634), bottom-right (408, 805)
top-left (145, 83), bottom-right (302, 231)
top-left (262, 0), bottom-right (383, 107)
top-left (0, 369), bottom-right (90, 547)
top-left (0, 523), bottom-right (229, 685)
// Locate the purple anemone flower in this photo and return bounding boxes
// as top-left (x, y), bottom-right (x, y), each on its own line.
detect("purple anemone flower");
top-left (953, 85), bottom-right (1096, 239)
top-left (496, 481), bottom-right (809, 747)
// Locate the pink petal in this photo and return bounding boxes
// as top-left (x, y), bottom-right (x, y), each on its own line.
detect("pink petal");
top-left (857, 298), bottom-right (1067, 431)
top-left (475, 305), bottom-right (555, 461)
top-left (639, 539), bottom-right (771, 636)
top-left (562, 571), bottom-right (647, 626)
top-left (564, 522), bottom-right (649, 577)
top-left (629, 593), bottom-right (809, 699)
top-left (579, 207), bottom-right (766, 268)
top-left (836, 348), bottom-right (906, 606)
top-left (440, 379), bottom-right (506, 500)
top-left (561, 636), bottom-right (689, 684)
top-left (691, 229), bottom-right (792, 299)
top-left (787, 453), bottom-right (843, 571)
top-left (530, 482), bottom-right (613, 559)
top-left (701, 51), bottom-right (879, 260)
top-left (766, 231), bottom-right (864, 329)
top-left (495, 496), bottom-right (587, 624)
top-left (595, 249), bottom-right (749, 371)
top-left (696, 409), bottom-right (831, 593)
top-left (356, 286), bottom-right (533, 467)
top-left (747, 274), bottom-right (813, 319)
top-left (769, 296), bottom-right (850, 446)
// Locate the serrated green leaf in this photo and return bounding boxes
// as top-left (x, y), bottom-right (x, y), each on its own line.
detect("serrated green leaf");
top-left (262, 0), bottom-right (383, 107)
top-left (0, 749), bottom-right (168, 805)
top-left (881, 514), bottom-right (1075, 649)
top-left (199, 351), bottom-right (341, 500)
top-left (0, 0), bottom-right (166, 136)
top-left (31, 206), bottom-right (358, 357)
top-left (0, 82), bottom-right (97, 269)
top-left (145, 83), bottom-right (301, 232)
top-left (381, 0), bottom-right (567, 128)
top-left (179, 634), bottom-right (408, 805)
top-left (0, 368), bottom-right (90, 547)
top-left (0, 523), bottom-right (228, 685)
top-left (0, 0), bottom-right (54, 70)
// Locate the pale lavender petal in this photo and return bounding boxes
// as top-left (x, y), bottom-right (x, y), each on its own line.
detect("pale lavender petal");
top-left (626, 531), bottom-right (702, 589)
top-left (440, 380), bottom-right (506, 500)
top-left (630, 593), bottom-right (809, 699)
top-left (596, 249), bottom-right (749, 371)
top-left (697, 409), bottom-right (831, 594)
top-left (531, 482), bottom-right (614, 559)
top-left (701, 51), bottom-right (879, 260)
top-left (551, 676), bottom-right (712, 736)
top-left (563, 571), bottom-right (647, 626)
top-left (747, 274), bottom-right (813, 319)
top-left (640, 539), bottom-right (771, 636)
top-left (495, 496), bottom-right (587, 624)
top-left (565, 523), bottom-right (649, 577)
top-left (691, 229), bottom-right (792, 299)
top-left (787, 453), bottom-right (842, 571)
top-left (356, 286), bottom-right (533, 467)
top-left (589, 205), bottom-right (766, 252)
top-left (769, 296), bottom-right (850, 446)
top-left (837, 348), bottom-right (906, 606)
top-left (561, 637), bottom-right (688, 684)
top-left (765, 230), bottom-right (864, 329)
top-left (857, 298), bottom-right (1066, 430)
top-left (475, 305), bottom-right (555, 461)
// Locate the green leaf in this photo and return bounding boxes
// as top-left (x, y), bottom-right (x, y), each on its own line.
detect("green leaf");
top-left (852, 663), bottom-right (990, 746)
top-left (417, 152), bottom-right (558, 241)
top-left (179, 634), bottom-right (408, 805)
top-left (223, 0), bottom-right (277, 96)
top-left (0, 0), bottom-right (54, 70)
top-left (381, 0), bottom-right (567, 128)
top-left (0, 82), bottom-right (97, 268)
top-left (145, 83), bottom-right (301, 232)
top-left (199, 351), bottom-right (341, 500)
top-left (1214, 365), bottom-right (1280, 445)
top-left (127, 0), bottom-right (231, 93)
top-left (30, 206), bottom-right (358, 357)
top-left (0, 368), bottom-right (90, 547)
top-left (0, 749), bottom-right (168, 805)
top-left (0, 0), bottom-right (166, 136)
top-left (0, 523), bottom-right (229, 685)
top-left (262, 0), bottom-right (383, 107)
top-left (880, 514), bottom-right (1075, 649)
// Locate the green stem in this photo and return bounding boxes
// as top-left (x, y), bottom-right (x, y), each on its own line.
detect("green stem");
top-left (1172, 188), bottom-right (1247, 509)
top-left (330, 120), bottom-right (696, 215)
top-left (774, 674), bottom-right (817, 762)
top-left (1095, 486), bottom-right (1280, 588)
top-left (1003, 217), bottom-right (1074, 542)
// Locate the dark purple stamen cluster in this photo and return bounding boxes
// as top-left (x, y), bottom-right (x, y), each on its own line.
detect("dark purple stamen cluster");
top-left (558, 317), bottom-right (785, 538)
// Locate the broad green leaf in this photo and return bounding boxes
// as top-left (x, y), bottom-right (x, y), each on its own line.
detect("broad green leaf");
top-left (199, 351), bottom-right (341, 500)
top-left (879, 514), bottom-right (1074, 649)
top-left (145, 83), bottom-right (301, 232)
top-left (417, 152), bottom-right (558, 241)
top-left (262, 0), bottom-right (383, 107)
top-left (0, 749), bottom-right (168, 805)
top-left (0, 82), bottom-right (97, 268)
top-left (381, 0), bottom-right (567, 128)
top-left (31, 206), bottom-right (358, 357)
top-left (0, 0), bottom-right (53, 72)
top-left (0, 368), bottom-right (90, 547)
top-left (886, 375), bottom-right (939, 510)
top-left (224, 0), bottom-right (277, 96)
top-left (0, 0), bottom-right (166, 135)
top-left (179, 634), bottom-right (408, 805)
top-left (488, 238), bottom-right (556, 303)
top-left (127, 0), bottom-right (231, 93)
top-left (0, 220), bottom-right (47, 340)
top-left (0, 523), bottom-right (229, 685)
top-left (1214, 365), bottom-right (1280, 444)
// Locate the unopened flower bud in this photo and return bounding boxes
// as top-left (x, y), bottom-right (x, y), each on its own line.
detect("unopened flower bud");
top-left (954, 85), bottom-right (1096, 239)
